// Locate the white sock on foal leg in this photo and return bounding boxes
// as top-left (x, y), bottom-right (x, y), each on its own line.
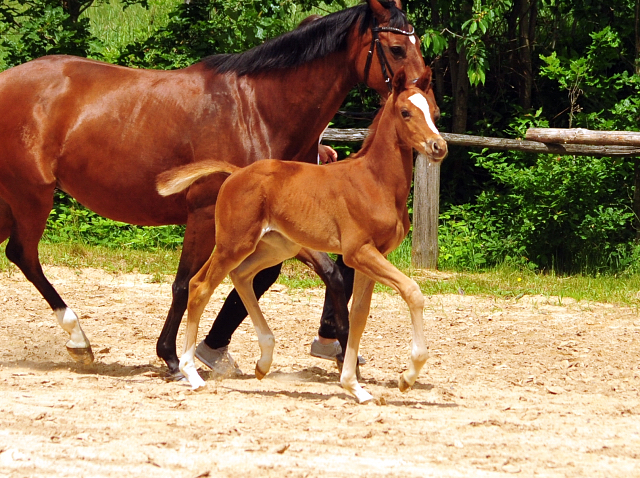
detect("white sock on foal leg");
top-left (179, 345), bottom-right (206, 390)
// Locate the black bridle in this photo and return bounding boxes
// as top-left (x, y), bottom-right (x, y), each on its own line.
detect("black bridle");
top-left (363, 17), bottom-right (416, 92)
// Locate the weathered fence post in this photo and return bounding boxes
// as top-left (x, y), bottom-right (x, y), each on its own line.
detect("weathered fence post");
top-left (411, 153), bottom-right (440, 269)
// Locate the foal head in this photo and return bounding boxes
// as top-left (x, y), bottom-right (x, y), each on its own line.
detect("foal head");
top-left (391, 67), bottom-right (448, 162)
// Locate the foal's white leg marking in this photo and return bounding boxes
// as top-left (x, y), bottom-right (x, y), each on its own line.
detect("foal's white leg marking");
top-left (399, 280), bottom-right (429, 391)
top-left (230, 233), bottom-right (296, 379)
top-left (408, 93), bottom-right (439, 135)
top-left (179, 341), bottom-right (206, 390)
top-left (340, 272), bottom-right (374, 404)
top-left (54, 307), bottom-right (91, 349)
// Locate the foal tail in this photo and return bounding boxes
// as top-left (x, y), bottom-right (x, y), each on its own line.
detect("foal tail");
top-left (157, 160), bottom-right (240, 196)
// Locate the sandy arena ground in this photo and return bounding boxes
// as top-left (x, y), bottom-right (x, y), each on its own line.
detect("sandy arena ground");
top-left (0, 265), bottom-right (639, 477)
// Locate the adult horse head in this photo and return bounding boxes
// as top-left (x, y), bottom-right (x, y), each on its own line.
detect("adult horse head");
top-left (0, 0), bottom-right (428, 375)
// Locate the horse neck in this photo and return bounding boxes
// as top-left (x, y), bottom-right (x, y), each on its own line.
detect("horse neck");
top-left (359, 103), bottom-right (415, 201)
top-left (242, 51), bottom-right (359, 161)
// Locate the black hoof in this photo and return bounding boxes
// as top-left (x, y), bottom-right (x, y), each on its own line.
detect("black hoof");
top-left (163, 369), bottom-right (187, 383)
top-left (66, 345), bottom-right (94, 365)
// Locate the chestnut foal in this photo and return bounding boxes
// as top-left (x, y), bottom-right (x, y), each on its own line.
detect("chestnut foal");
top-left (157, 67), bottom-right (447, 403)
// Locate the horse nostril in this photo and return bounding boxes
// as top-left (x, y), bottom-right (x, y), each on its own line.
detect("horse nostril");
top-left (429, 138), bottom-right (448, 159)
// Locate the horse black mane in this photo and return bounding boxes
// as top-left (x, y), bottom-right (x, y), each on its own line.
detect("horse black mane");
top-left (202, 2), bottom-right (409, 75)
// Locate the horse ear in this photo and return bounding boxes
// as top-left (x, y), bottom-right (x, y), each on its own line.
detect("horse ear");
top-left (368, 0), bottom-right (392, 24)
top-left (393, 67), bottom-right (407, 95)
top-left (416, 67), bottom-right (433, 93)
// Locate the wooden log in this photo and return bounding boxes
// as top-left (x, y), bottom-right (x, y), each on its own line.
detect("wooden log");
top-left (323, 128), bottom-right (369, 142)
top-left (526, 128), bottom-right (640, 146)
top-left (324, 129), bottom-right (640, 156)
top-left (411, 154), bottom-right (440, 269)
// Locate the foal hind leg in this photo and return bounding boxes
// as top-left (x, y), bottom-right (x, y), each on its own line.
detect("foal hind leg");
top-left (2, 194), bottom-right (93, 363)
top-left (157, 203), bottom-right (218, 378)
top-left (340, 270), bottom-right (375, 403)
top-left (230, 234), bottom-right (300, 379)
top-left (179, 250), bottom-right (244, 389)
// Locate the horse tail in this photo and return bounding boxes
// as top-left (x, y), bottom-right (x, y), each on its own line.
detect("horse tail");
top-left (157, 160), bottom-right (240, 196)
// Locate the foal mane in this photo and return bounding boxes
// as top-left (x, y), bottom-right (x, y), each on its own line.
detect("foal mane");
top-left (349, 100), bottom-right (386, 160)
top-left (202, 2), bottom-right (409, 76)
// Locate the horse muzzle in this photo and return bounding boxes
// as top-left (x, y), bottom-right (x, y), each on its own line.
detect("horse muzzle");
top-left (421, 136), bottom-right (448, 163)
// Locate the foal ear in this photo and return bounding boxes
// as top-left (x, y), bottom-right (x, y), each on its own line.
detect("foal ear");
top-left (393, 67), bottom-right (407, 95)
top-left (416, 67), bottom-right (433, 93)
top-left (368, 0), bottom-right (392, 24)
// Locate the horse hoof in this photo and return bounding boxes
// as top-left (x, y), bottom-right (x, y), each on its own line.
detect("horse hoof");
top-left (163, 370), bottom-right (187, 383)
top-left (398, 372), bottom-right (412, 393)
top-left (255, 363), bottom-right (267, 380)
top-left (66, 345), bottom-right (94, 365)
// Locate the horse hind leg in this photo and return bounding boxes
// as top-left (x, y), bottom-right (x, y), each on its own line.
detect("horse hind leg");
top-left (1, 194), bottom-right (93, 364)
top-left (0, 198), bottom-right (13, 246)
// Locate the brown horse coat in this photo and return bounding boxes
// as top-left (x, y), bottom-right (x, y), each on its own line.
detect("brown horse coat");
top-left (0, 0), bottom-right (426, 374)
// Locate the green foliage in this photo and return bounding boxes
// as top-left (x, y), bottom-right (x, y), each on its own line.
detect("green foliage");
top-left (117, 0), bottom-right (326, 69)
top-left (540, 26), bottom-right (640, 130)
top-left (439, 110), bottom-right (636, 273)
top-left (82, 0), bottom-right (179, 63)
top-left (0, 0), bottom-right (102, 69)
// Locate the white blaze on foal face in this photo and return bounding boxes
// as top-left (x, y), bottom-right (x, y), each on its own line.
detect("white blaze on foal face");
top-left (408, 93), bottom-right (439, 135)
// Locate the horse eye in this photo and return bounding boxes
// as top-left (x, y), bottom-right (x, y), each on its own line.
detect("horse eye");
top-left (390, 46), bottom-right (406, 59)
top-left (401, 109), bottom-right (411, 119)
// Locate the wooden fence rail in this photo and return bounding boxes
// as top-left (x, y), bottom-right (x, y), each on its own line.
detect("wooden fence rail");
top-left (323, 127), bottom-right (640, 269)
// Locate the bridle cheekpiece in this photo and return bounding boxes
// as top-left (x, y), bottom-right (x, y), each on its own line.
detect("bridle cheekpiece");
top-left (363, 17), bottom-right (416, 92)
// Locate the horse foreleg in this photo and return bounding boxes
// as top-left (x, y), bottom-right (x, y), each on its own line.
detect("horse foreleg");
top-left (340, 270), bottom-right (375, 404)
top-left (2, 194), bottom-right (93, 364)
top-left (345, 244), bottom-right (428, 393)
top-left (157, 208), bottom-right (217, 378)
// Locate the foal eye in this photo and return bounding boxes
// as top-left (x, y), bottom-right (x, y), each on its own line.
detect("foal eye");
top-left (401, 110), bottom-right (411, 119)
top-left (390, 46), bottom-right (406, 58)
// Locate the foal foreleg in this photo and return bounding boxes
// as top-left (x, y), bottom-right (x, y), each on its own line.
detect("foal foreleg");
top-left (346, 245), bottom-right (428, 393)
top-left (340, 270), bottom-right (375, 404)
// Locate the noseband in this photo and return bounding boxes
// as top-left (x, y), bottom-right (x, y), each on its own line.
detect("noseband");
top-left (363, 18), bottom-right (416, 92)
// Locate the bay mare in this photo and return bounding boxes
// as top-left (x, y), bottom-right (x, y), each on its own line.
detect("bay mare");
top-left (0, 0), bottom-right (427, 376)
top-left (157, 67), bottom-right (448, 402)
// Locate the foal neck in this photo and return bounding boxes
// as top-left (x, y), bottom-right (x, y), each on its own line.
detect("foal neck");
top-left (358, 98), bottom-right (415, 194)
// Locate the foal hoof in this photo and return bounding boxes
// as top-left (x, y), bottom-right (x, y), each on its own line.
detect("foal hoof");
top-left (66, 345), bottom-right (94, 365)
top-left (398, 372), bottom-right (413, 393)
top-left (255, 363), bottom-right (267, 380)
